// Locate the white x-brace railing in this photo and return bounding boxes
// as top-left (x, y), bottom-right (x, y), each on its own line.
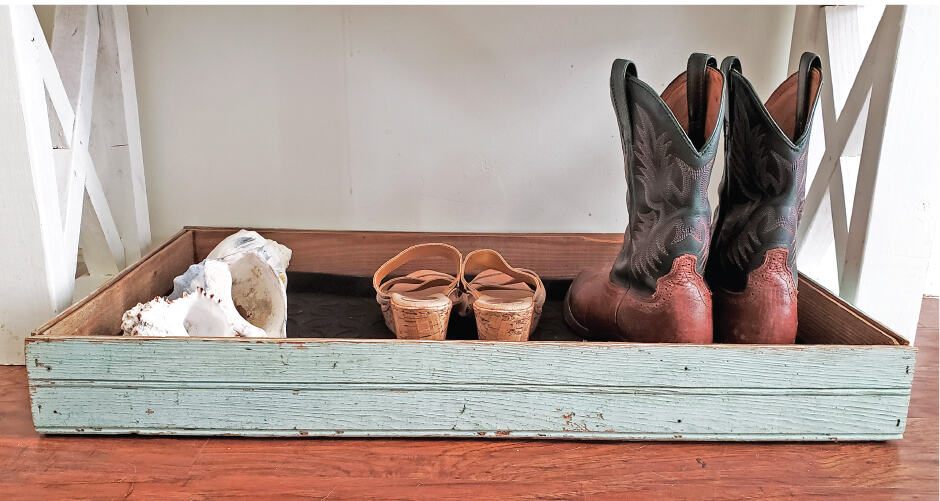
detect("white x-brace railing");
top-left (790, 5), bottom-right (937, 341)
top-left (1, 5), bottom-right (150, 363)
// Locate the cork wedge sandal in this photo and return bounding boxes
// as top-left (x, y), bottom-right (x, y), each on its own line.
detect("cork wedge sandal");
top-left (461, 249), bottom-right (545, 341)
top-left (373, 243), bottom-right (463, 340)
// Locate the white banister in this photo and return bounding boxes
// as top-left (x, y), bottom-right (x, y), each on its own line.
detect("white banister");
top-left (0, 5), bottom-right (150, 364)
top-left (791, 5), bottom-right (938, 341)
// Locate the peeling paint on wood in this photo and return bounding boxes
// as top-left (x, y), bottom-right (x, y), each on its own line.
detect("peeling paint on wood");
top-left (24, 229), bottom-right (918, 441)
top-left (26, 337), bottom-right (914, 440)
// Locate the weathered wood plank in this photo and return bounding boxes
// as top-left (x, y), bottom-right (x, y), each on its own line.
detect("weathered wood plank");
top-left (28, 384), bottom-right (909, 440)
top-left (37, 229), bottom-right (194, 337)
top-left (797, 274), bottom-right (907, 345)
top-left (25, 338), bottom-right (914, 389)
top-left (5, 299), bottom-right (936, 494)
top-left (190, 227), bottom-right (624, 279)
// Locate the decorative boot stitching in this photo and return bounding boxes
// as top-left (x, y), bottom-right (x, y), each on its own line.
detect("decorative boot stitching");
top-left (620, 105), bottom-right (712, 287)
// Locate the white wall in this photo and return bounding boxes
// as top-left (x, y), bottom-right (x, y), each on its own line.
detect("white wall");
top-left (4, 6), bottom-right (931, 364)
top-left (127, 5), bottom-right (796, 242)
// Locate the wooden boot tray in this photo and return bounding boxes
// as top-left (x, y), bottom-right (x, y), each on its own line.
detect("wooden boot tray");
top-left (27, 227), bottom-right (915, 440)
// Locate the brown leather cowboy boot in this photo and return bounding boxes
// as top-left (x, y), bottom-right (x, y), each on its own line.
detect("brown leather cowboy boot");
top-left (705, 53), bottom-right (823, 344)
top-left (563, 54), bottom-right (725, 343)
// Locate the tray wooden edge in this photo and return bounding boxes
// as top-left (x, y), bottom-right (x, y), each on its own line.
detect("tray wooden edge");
top-left (30, 227), bottom-right (912, 348)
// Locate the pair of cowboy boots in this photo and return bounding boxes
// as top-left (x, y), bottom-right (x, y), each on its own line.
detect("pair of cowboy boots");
top-left (564, 52), bottom-right (822, 344)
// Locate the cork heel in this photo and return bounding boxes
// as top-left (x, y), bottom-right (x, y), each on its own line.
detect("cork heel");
top-left (473, 297), bottom-right (535, 342)
top-left (388, 293), bottom-right (453, 341)
top-left (461, 249), bottom-right (545, 342)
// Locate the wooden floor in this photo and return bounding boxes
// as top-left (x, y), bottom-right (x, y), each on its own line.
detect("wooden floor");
top-left (1, 299), bottom-right (936, 500)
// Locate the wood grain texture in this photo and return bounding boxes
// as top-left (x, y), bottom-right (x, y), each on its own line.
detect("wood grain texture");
top-left (28, 386), bottom-right (910, 440)
top-left (798, 274), bottom-right (907, 345)
top-left (190, 226), bottom-right (624, 279)
top-left (2, 297), bottom-right (936, 499)
top-left (37, 229), bottom-right (193, 337)
top-left (26, 337), bottom-right (914, 389)
top-left (25, 337), bottom-right (914, 440)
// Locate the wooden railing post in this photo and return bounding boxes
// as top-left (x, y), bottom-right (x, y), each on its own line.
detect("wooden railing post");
top-left (0, 5), bottom-right (151, 364)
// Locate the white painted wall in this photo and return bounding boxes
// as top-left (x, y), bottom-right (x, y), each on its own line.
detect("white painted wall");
top-left (3, 6), bottom-right (933, 364)
top-left (128, 5), bottom-right (796, 242)
top-left (130, 5), bottom-right (938, 338)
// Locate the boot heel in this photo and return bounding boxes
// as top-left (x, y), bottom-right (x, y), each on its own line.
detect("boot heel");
top-left (388, 293), bottom-right (452, 340)
top-left (614, 254), bottom-right (714, 343)
top-left (714, 249), bottom-right (798, 344)
top-left (473, 297), bottom-right (534, 342)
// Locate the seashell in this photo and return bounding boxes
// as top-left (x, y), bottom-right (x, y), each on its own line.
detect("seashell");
top-left (121, 229), bottom-right (292, 338)
top-left (169, 259), bottom-right (269, 338)
top-left (122, 290), bottom-right (235, 337)
top-left (168, 230), bottom-right (290, 337)
top-left (207, 229), bottom-right (291, 288)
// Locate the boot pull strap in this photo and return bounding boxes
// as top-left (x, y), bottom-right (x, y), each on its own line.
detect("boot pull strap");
top-left (720, 56), bottom-right (742, 79)
top-left (686, 53), bottom-right (718, 149)
top-left (719, 56), bottom-right (742, 133)
top-left (610, 59), bottom-right (637, 170)
top-left (795, 52), bottom-right (822, 138)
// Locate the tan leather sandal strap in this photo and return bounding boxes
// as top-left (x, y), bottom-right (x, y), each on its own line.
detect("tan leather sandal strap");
top-left (380, 275), bottom-right (455, 295)
top-left (517, 267), bottom-right (547, 304)
top-left (461, 249), bottom-right (544, 300)
top-left (373, 243), bottom-right (463, 295)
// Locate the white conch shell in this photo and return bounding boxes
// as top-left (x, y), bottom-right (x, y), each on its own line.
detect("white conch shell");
top-left (169, 260), bottom-right (268, 337)
top-left (207, 229), bottom-right (291, 287)
top-left (121, 229), bottom-right (292, 338)
top-left (169, 230), bottom-right (290, 337)
top-left (122, 290), bottom-right (235, 337)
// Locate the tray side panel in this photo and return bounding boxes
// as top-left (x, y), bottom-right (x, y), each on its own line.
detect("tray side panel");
top-left (29, 386), bottom-right (910, 441)
top-left (38, 230), bottom-right (195, 337)
top-left (190, 228), bottom-right (623, 279)
top-left (797, 275), bottom-right (907, 345)
top-left (26, 338), bottom-right (916, 389)
top-left (27, 338), bottom-right (915, 441)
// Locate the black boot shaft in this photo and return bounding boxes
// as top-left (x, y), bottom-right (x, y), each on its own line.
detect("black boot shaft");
top-left (608, 54), bottom-right (725, 295)
top-left (706, 53), bottom-right (823, 292)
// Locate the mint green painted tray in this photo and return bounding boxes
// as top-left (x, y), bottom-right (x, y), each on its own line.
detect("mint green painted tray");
top-left (27, 228), bottom-right (915, 441)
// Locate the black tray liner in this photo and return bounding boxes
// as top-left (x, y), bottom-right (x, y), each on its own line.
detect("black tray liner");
top-left (286, 272), bottom-right (582, 341)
